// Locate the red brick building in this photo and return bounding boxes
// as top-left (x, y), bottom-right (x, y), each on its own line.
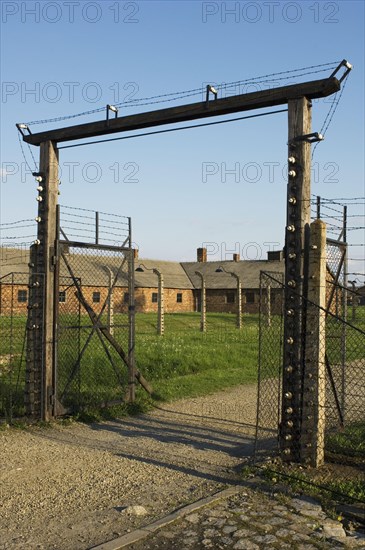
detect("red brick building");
top-left (0, 247), bottom-right (285, 315)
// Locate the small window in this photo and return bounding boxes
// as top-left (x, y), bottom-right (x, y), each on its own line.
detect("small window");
top-left (226, 292), bottom-right (235, 304)
top-left (17, 289), bottom-right (27, 303)
top-left (152, 292), bottom-right (158, 303)
top-left (93, 291), bottom-right (101, 303)
top-left (246, 292), bottom-right (255, 304)
top-left (176, 293), bottom-right (183, 303)
top-left (123, 292), bottom-right (129, 304)
top-left (59, 291), bottom-right (66, 303)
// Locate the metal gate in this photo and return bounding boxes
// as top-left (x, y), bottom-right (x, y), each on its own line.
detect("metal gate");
top-left (255, 242), bottom-right (365, 501)
top-left (55, 206), bottom-right (136, 415)
top-left (0, 271), bottom-right (44, 421)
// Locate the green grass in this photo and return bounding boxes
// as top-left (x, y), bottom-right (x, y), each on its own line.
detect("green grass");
top-left (1, 308), bottom-right (364, 419)
top-left (327, 422), bottom-right (365, 458)
top-left (0, 312), bottom-right (266, 418)
top-left (134, 312), bottom-right (261, 396)
top-left (258, 463), bottom-right (365, 506)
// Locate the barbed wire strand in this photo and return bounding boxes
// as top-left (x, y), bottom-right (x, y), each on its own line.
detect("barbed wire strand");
top-left (23, 62), bottom-right (340, 126)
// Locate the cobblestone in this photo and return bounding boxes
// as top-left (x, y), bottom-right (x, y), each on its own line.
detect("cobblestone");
top-left (128, 489), bottom-right (365, 550)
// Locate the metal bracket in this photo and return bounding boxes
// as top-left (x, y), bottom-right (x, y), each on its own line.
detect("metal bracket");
top-left (106, 104), bottom-right (118, 126)
top-left (205, 85), bottom-right (218, 107)
top-left (289, 132), bottom-right (324, 144)
top-left (16, 123), bottom-right (32, 137)
top-left (329, 59), bottom-right (353, 83)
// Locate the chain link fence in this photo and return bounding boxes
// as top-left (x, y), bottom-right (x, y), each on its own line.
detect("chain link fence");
top-left (255, 272), bottom-right (284, 457)
top-left (56, 245), bottom-right (134, 414)
top-left (255, 270), bottom-right (365, 504)
top-left (0, 273), bottom-right (30, 421)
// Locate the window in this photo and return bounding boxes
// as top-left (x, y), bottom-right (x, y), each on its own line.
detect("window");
top-left (246, 292), bottom-right (255, 304)
top-left (92, 291), bottom-right (101, 303)
top-left (123, 292), bottom-right (129, 304)
top-left (176, 293), bottom-right (183, 303)
top-left (17, 289), bottom-right (27, 303)
top-left (59, 291), bottom-right (66, 303)
top-left (226, 292), bottom-right (235, 304)
top-left (152, 292), bottom-right (158, 303)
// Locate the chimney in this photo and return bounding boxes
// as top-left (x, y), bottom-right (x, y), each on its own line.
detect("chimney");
top-left (134, 249), bottom-right (139, 260)
top-left (197, 247), bottom-right (207, 262)
top-left (233, 253), bottom-right (240, 262)
top-left (267, 250), bottom-right (284, 261)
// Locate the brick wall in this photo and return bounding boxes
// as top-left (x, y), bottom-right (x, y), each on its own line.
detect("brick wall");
top-left (199, 289), bottom-right (261, 314)
top-left (0, 284), bottom-right (284, 316)
top-left (0, 284), bottom-right (29, 315)
top-left (115, 287), bottom-right (195, 313)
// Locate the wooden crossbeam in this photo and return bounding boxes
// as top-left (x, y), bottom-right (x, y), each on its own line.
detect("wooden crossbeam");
top-left (23, 77), bottom-right (340, 146)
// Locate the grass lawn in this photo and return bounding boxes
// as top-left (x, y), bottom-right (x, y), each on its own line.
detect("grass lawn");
top-left (1, 307), bottom-right (364, 417)
top-left (1, 312), bottom-right (267, 417)
top-left (134, 312), bottom-right (261, 401)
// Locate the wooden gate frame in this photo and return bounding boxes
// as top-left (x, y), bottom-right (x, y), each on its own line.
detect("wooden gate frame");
top-left (21, 63), bottom-right (350, 448)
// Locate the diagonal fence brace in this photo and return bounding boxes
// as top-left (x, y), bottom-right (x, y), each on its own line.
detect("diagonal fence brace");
top-left (61, 251), bottom-right (153, 396)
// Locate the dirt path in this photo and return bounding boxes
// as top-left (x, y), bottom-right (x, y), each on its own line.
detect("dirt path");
top-left (0, 384), bottom-right (259, 550)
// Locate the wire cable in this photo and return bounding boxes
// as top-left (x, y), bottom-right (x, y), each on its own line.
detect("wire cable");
top-left (58, 109), bottom-right (288, 150)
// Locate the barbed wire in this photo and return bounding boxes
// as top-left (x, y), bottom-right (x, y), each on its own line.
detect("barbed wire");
top-left (23, 62), bottom-right (340, 126)
top-left (312, 73), bottom-right (350, 158)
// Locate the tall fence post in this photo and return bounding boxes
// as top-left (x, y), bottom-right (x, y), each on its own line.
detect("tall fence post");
top-left (195, 271), bottom-right (206, 332)
top-left (301, 219), bottom-right (327, 466)
top-left (266, 283), bottom-right (271, 327)
top-left (156, 271), bottom-right (164, 336)
top-left (26, 141), bottom-right (59, 421)
top-left (104, 267), bottom-right (114, 336)
top-left (281, 97), bottom-right (312, 461)
top-left (127, 248), bottom-right (136, 402)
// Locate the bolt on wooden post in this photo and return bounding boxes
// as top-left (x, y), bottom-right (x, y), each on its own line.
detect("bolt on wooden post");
top-left (301, 219), bottom-right (327, 467)
top-left (26, 141), bottom-right (59, 421)
top-left (281, 97), bottom-right (312, 461)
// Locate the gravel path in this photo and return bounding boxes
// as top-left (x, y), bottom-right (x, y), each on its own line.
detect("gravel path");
top-left (0, 384), bottom-right (259, 550)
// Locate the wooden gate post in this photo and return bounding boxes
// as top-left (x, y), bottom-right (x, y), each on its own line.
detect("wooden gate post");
top-left (281, 97), bottom-right (312, 461)
top-left (26, 141), bottom-right (59, 421)
top-left (302, 219), bottom-right (327, 466)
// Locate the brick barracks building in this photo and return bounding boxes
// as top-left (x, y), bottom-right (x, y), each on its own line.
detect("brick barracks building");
top-left (0, 247), bottom-right (285, 316)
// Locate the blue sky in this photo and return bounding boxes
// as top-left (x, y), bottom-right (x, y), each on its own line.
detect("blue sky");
top-left (0, 0), bottom-right (364, 280)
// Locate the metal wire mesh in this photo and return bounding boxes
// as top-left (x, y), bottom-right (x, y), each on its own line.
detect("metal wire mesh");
top-left (255, 270), bottom-right (365, 503)
top-left (0, 273), bottom-right (30, 421)
top-left (59, 205), bottom-right (131, 247)
top-left (255, 271), bottom-right (284, 458)
top-left (56, 246), bottom-right (133, 413)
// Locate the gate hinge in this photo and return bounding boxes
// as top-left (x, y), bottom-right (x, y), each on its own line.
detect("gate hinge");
top-left (49, 246), bottom-right (58, 271)
top-left (47, 386), bottom-right (55, 407)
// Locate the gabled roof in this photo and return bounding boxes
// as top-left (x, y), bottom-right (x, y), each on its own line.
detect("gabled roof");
top-left (181, 260), bottom-right (284, 289)
top-left (0, 247), bottom-right (29, 278)
top-left (1, 248), bottom-right (285, 290)
top-left (134, 259), bottom-right (193, 289)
